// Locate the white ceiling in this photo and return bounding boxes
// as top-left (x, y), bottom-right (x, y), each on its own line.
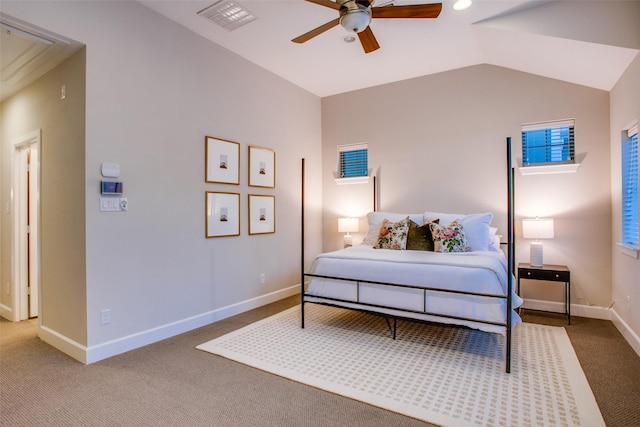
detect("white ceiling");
top-left (1, 1), bottom-right (638, 102)
top-left (140, 0), bottom-right (640, 97)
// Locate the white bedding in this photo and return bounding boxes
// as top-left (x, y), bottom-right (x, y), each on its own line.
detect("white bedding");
top-left (305, 245), bottom-right (522, 334)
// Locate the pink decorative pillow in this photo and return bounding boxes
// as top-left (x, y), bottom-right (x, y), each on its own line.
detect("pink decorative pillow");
top-left (374, 217), bottom-right (410, 250)
top-left (429, 220), bottom-right (472, 253)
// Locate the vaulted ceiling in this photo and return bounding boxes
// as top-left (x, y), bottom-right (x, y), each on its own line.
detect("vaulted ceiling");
top-left (2, 1), bottom-right (639, 102)
top-left (140, 0), bottom-right (639, 97)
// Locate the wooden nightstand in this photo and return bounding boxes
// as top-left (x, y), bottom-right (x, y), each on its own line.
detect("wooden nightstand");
top-left (517, 263), bottom-right (571, 325)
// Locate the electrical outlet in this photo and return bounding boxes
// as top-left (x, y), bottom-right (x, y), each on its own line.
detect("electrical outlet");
top-left (259, 273), bottom-right (266, 284)
top-left (101, 309), bottom-right (111, 325)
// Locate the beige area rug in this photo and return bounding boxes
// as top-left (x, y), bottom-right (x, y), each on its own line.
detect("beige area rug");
top-left (197, 304), bottom-right (604, 427)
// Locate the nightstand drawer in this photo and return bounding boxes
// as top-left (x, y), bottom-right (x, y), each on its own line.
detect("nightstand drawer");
top-left (519, 268), bottom-right (569, 282)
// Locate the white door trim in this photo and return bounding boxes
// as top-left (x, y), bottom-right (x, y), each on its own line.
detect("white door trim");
top-left (11, 129), bottom-right (41, 322)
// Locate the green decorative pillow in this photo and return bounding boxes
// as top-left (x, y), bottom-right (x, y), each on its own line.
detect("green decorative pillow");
top-left (429, 219), bottom-right (472, 253)
top-left (406, 219), bottom-right (439, 251)
top-left (375, 217), bottom-right (410, 250)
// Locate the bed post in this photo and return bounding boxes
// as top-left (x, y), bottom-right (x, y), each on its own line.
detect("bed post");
top-left (506, 137), bottom-right (514, 373)
top-left (301, 158), bottom-right (306, 329)
top-left (373, 175), bottom-right (377, 212)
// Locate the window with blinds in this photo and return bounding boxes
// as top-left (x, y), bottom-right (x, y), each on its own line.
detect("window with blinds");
top-left (338, 144), bottom-right (368, 179)
top-left (522, 119), bottom-right (575, 166)
top-left (621, 122), bottom-right (638, 249)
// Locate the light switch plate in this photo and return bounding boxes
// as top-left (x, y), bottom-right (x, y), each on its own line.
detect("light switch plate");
top-left (100, 197), bottom-right (128, 212)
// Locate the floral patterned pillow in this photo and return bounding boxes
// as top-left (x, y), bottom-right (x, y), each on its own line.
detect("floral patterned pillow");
top-left (429, 220), bottom-right (472, 253)
top-left (374, 217), bottom-right (410, 250)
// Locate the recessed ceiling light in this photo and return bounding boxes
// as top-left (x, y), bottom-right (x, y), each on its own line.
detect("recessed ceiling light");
top-left (343, 35), bottom-right (357, 43)
top-left (197, 0), bottom-right (257, 31)
top-left (453, 0), bottom-right (472, 11)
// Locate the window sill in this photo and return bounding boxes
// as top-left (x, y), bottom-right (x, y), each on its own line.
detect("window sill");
top-left (519, 163), bottom-right (581, 175)
top-left (617, 243), bottom-right (639, 259)
top-left (335, 176), bottom-right (370, 185)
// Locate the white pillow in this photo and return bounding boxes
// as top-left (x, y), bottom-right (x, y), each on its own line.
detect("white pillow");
top-left (423, 211), bottom-right (493, 251)
top-left (363, 211), bottom-right (424, 246)
top-left (488, 227), bottom-right (501, 248)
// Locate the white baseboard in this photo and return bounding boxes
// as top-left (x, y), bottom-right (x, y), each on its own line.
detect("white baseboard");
top-left (522, 298), bottom-right (640, 358)
top-left (40, 285), bottom-right (300, 364)
top-left (610, 308), bottom-right (640, 358)
top-left (0, 303), bottom-right (16, 321)
top-left (521, 299), bottom-right (611, 320)
top-left (39, 324), bottom-right (88, 363)
top-left (31, 291), bottom-right (640, 364)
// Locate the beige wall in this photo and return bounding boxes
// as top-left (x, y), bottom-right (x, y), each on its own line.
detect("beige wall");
top-left (1, 50), bottom-right (87, 344)
top-left (610, 54), bottom-right (640, 340)
top-left (322, 64), bottom-right (612, 308)
top-left (1, 1), bottom-right (323, 361)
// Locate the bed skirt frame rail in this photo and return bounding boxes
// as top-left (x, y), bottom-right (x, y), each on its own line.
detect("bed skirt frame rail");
top-left (304, 273), bottom-right (509, 327)
top-left (303, 277), bottom-right (509, 328)
top-left (300, 137), bottom-right (516, 373)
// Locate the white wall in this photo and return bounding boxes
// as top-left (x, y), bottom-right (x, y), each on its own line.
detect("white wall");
top-left (610, 54), bottom-right (640, 348)
top-left (322, 64), bottom-right (612, 310)
top-left (1, 1), bottom-right (323, 362)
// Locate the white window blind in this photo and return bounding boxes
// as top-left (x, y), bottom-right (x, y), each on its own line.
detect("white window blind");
top-left (622, 122), bottom-right (638, 248)
top-left (338, 143), bottom-right (368, 179)
top-left (522, 119), bottom-right (575, 166)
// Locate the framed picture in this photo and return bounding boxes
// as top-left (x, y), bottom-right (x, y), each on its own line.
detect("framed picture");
top-left (248, 195), bottom-right (275, 235)
top-left (248, 146), bottom-right (275, 188)
top-left (206, 136), bottom-right (240, 184)
top-left (206, 192), bottom-right (240, 238)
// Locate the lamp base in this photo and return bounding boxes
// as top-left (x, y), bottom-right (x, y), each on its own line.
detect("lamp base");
top-left (530, 242), bottom-right (544, 267)
top-left (343, 234), bottom-right (353, 248)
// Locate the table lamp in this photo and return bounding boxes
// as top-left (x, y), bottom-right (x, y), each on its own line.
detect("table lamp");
top-left (338, 217), bottom-right (359, 248)
top-left (522, 218), bottom-right (554, 267)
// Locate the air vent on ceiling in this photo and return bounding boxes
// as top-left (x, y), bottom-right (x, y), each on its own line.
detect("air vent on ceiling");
top-left (197, 0), bottom-right (257, 31)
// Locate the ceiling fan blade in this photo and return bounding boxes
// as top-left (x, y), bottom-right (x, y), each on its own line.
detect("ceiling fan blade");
top-left (372, 3), bottom-right (443, 19)
top-left (292, 18), bottom-right (340, 43)
top-left (358, 27), bottom-right (380, 54)
top-left (305, 0), bottom-right (342, 10)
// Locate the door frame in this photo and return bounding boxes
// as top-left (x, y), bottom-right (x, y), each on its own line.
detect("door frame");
top-left (11, 129), bottom-right (41, 322)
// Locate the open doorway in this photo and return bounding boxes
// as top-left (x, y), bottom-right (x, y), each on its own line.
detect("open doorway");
top-left (12, 130), bottom-right (41, 321)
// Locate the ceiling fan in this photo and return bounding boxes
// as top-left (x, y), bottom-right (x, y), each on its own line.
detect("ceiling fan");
top-left (292, 0), bottom-right (442, 54)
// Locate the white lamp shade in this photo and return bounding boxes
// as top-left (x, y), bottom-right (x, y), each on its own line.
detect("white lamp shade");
top-left (522, 218), bottom-right (554, 239)
top-left (338, 217), bottom-right (359, 233)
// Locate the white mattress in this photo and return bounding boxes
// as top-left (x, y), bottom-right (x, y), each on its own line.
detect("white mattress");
top-left (304, 245), bottom-right (522, 334)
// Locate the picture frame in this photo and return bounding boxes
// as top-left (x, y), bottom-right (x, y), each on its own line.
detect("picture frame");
top-left (206, 136), bottom-right (240, 184)
top-left (248, 194), bottom-right (275, 235)
top-left (206, 192), bottom-right (240, 238)
top-left (248, 146), bottom-right (275, 188)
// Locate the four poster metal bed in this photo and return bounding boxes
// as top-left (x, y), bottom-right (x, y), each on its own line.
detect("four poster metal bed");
top-left (300, 137), bottom-right (517, 373)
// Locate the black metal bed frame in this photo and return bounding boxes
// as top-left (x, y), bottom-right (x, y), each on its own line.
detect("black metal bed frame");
top-left (300, 137), bottom-right (516, 373)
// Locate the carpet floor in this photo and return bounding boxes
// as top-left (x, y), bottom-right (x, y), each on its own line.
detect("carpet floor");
top-left (2, 296), bottom-right (639, 426)
top-left (198, 304), bottom-right (604, 427)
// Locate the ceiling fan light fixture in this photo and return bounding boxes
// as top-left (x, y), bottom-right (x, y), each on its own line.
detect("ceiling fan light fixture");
top-left (340, 10), bottom-right (372, 33)
top-left (453, 0), bottom-right (472, 11)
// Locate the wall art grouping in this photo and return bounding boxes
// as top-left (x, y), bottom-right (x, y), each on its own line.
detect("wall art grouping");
top-left (204, 136), bottom-right (276, 238)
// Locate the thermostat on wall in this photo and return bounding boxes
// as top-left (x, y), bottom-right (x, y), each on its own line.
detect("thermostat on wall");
top-left (101, 162), bottom-right (120, 178)
top-left (101, 181), bottom-right (123, 195)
